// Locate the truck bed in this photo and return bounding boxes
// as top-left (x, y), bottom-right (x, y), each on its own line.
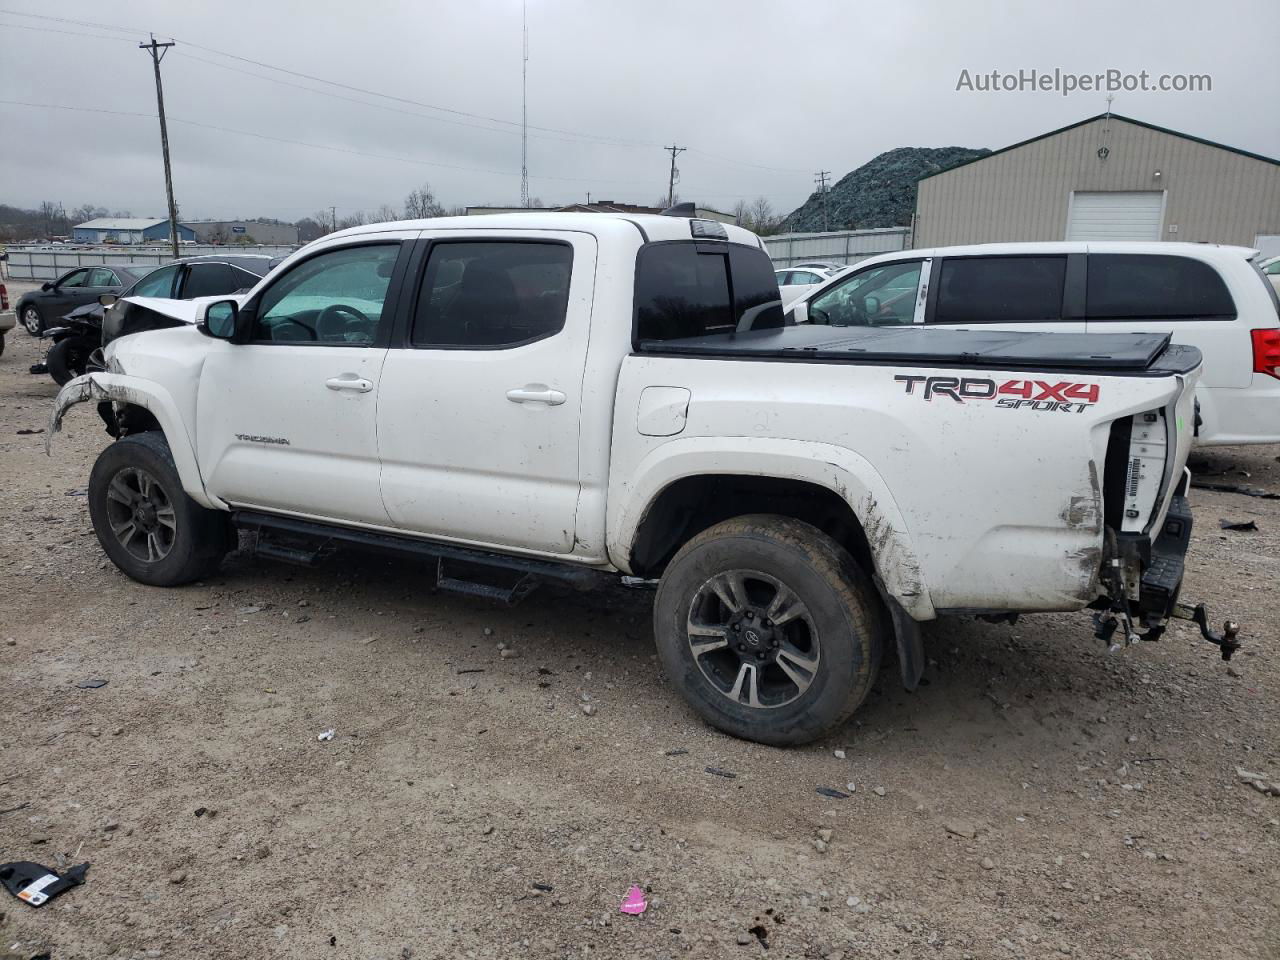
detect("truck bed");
top-left (639, 325), bottom-right (1202, 375)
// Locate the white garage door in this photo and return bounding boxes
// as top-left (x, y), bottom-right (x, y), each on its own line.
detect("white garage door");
top-left (1066, 191), bottom-right (1164, 241)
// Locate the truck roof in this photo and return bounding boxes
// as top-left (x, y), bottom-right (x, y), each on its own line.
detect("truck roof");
top-left (329, 213), bottom-right (765, 247)
top-left (855, 240), bottom-right (1260, 270)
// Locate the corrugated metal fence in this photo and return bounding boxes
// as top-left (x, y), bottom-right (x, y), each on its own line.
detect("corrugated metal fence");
top-left (763, 227), bottom-right (911, 268)
top-left (3, 244), bottom-right (301, 281)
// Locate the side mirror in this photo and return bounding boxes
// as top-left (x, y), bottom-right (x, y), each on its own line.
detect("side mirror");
top-left (790, 301), bottom-right (809, 324)
top-left (41, 282), bottom-right (53, 292)
top-left (199, 299), bottom-right (239, 340)
top-left (99, 293), bottom-right (118, 307)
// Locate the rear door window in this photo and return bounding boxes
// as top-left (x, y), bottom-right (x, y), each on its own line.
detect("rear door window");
top-left (932, 256), bottom-right (1066, 324)
top-left (183, 263), bottom-right (239, 299)
top-left (410, 241), bottom-right (573, 348)
top-left (1086, 254), bottom-right (1236, 320)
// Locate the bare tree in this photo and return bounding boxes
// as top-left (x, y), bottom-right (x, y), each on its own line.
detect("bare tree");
top-left (403, 183), bottom-right (445, 219)
top-left (38, 200), bottom-right (64, 236)
top-left (373, 204), bottom-right (399, 223)
top-left (731, 199), bottom-right (750, 226)
top-left (296, 216), bottom-right (328, 243)
top-left (336, 211), bottom-right (367, 230)
top-left (654, 193), bottom-right (679, 209)
top-left (72, 203), bottom-right (108, 224)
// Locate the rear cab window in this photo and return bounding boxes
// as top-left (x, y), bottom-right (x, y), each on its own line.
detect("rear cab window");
top-left (1086, 254), bottom-right (1235, 320)
top-left (635, 241), bottom-right (782, 345)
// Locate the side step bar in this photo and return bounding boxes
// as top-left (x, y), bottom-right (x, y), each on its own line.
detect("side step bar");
top-left (232, 510), bottom-right (609, 604)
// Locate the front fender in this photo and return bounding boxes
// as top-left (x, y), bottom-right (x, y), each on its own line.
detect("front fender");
top-left (47, 373), bottom-right (223, 510)
top-left (607, 436), bottom-right (935, 621)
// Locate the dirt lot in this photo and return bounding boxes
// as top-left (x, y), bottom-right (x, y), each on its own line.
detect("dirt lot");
top-left (1, 286), bottom-right (1277, 960)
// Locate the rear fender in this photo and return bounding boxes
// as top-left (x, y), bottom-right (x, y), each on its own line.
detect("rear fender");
top-left (47, 373), bottom-right (223, 510)
top-left (609, 437), bottom-right (936, 621)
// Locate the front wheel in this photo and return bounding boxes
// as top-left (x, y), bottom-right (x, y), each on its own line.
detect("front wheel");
top-left (46, 336), bottom-right (93, 386)
top-left (88, 432), bottom-right (231, 586)
top-left (21, 305), bottom-right (43, 336)
top-left (654, 515), bottom-right (885, 746)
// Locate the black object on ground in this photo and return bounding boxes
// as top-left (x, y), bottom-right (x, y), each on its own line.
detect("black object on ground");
top-left (816, 787), bottom-right (851, 799)
top-left (0, 861), bottom-right (89, 908)
top-left (1192, 480), bottom-right (1280, 500)
top-left (664, 748), bottom-right (689, 756)
top-left (705, 766), bottom-right (737, 779)
top-left (75, 679), bottom-right (108, 689)
top-left (1219, 519), bottom-right (1259, 531)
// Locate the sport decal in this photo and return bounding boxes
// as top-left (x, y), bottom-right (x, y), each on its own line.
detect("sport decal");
top-left (894, 376), bottom-right (1100, 413)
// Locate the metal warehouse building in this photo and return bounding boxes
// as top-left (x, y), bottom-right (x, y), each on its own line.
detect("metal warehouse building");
top-left (71, 218), bottom-right (196, 245)
top-left (184, 219), bottom-right (300, 245)
top-left (914, 113), bottom-right (1280, 253)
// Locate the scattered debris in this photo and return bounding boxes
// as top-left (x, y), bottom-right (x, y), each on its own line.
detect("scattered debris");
top-left (833, 749), bottom-right (846, 760)
top-left (531, 882), bottom-right (554, 892)
top-left (980, 856), bottom-right (996, 870)
top-left (75, 679), bottom-right (108, 689)
top-left (704, 766), bottom-right (737, 779)
top-left (455, 668), bottom-right (485, 675)
top-left (664, 748), bottom-right (689, 756)
top-left (499, 647), bottom-right (521, 659)
top-left (0, 803), bottom-right (30, 817)
top-left (580, 703), bottom-right (598, 716)
top-left (237, 605), bottom-right (262, 615)
top-left (945, 820), bottom-right (978, 839)
top-left (361, 636), bottom-right (379, 645)
top-left (1219, 519), bottom-right (1259, 531)
top-left (816, 787), bottom-right (850, 799)
top-left (317, 729), bottom-right (335, 742)
top-left (169, 869), bottom-right (187, 885)
top-left (873, 786), bottom-right (887, 796)
top-left (15, 428), bottom-right (43, 435)
top-left (1192, 480), bottom-right (1280, 500)
top-left (1, 861), bottom-right (89, 908)
top-left (619, 885), bottom-right (648, 915)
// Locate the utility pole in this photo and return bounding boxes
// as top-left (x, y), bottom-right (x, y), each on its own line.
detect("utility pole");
top-left (331, 206), bottom-right (337, 233)
top-left (664, 144), bottom-right (686, 208)
top-left (814, 170), bottom-right (831, 232)
top-left (139, 34), bottom-right (180, 260)
top-left (520, 0), bottom-right (530, 207)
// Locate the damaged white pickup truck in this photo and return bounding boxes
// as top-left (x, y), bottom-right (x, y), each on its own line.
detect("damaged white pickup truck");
top-left (49, 211), bottom-right (1239, 744)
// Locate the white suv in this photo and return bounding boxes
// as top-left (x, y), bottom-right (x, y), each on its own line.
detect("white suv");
top-left (787, 242), bottom-right (1280, 446)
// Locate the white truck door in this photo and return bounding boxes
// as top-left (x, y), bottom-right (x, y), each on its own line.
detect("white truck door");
top-left (196, 239), bottom-right (412, 525)
top-left (376, 231), bottom-right (595, 554)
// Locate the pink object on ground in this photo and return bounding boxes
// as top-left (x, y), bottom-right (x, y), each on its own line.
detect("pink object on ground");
top-left (619, 885), bottom-right (648, 915)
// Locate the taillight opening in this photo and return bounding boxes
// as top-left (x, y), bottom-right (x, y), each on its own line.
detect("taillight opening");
top-left (0, 284), bottom-right (8, 311)
top-left (1251, 328), bottom-right (1280, 379)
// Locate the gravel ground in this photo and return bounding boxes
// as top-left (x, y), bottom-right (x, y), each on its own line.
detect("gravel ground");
top-left (1, 282), bottom-right (1277, 960)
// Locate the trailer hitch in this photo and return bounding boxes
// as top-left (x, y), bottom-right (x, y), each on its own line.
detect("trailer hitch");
top-left (1171, 602), bottom-right (1241, 661)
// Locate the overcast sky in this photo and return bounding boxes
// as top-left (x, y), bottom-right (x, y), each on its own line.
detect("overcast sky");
top-left (1, 0), bottom-right (1276, 223)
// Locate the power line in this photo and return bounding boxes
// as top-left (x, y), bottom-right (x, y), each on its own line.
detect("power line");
top-left (0, 100), bottom-right (667, 188)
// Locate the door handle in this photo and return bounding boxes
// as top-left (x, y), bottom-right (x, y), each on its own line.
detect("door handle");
top-left (325, 375), bottom-right (374, 393)
top-left (506, 385), bottom-right (566, 405)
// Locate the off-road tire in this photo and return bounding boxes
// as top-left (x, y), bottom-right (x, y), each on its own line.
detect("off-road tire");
top-left (654, 514), bottom-right (885, 746)
top-left (88, 432), bottom-right (231, 586)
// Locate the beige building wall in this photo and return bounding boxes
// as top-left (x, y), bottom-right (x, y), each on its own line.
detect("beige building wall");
top-left (915, 116), bottom-right (1280, 248)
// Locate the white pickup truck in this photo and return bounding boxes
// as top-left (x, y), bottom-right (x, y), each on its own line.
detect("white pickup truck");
top-left (49, 212), bottom-right (1238, 745)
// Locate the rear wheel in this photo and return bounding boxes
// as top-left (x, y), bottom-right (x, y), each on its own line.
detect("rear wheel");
top-left (654, 515), bottom-right (885, 746)
top-left (88, 432), bottom-right (231, 586)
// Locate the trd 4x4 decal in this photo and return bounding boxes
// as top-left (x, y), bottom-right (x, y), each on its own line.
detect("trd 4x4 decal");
top-left (894, 376), bottom-right (1100, 413)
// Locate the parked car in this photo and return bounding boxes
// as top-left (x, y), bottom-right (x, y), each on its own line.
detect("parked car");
top-left (33, 255), bottom-right (279, 386)
top-left (0, 282), bottom-right (13, 355)
top-left (785, 242), bottom-right (1280, 446)
top-left (775, 266), bottom-right (837, 307)
top-left (50, 213), bottom-right (1233, 746)
top-left (1259, 254), bottom-right (1280, 295)
top-left (791, 260), bottom-right (848, 271)
top-left (15, 265), bottom-right (152, 336)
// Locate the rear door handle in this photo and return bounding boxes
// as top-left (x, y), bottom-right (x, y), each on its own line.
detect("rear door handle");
top-left (325, 375), bottom-right (374, 393)
top-left (506, 385), bottom-right (566, 406)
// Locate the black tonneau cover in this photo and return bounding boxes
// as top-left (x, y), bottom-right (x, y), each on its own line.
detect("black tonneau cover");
top-left (639, 325), bottom-right (1202, 375)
